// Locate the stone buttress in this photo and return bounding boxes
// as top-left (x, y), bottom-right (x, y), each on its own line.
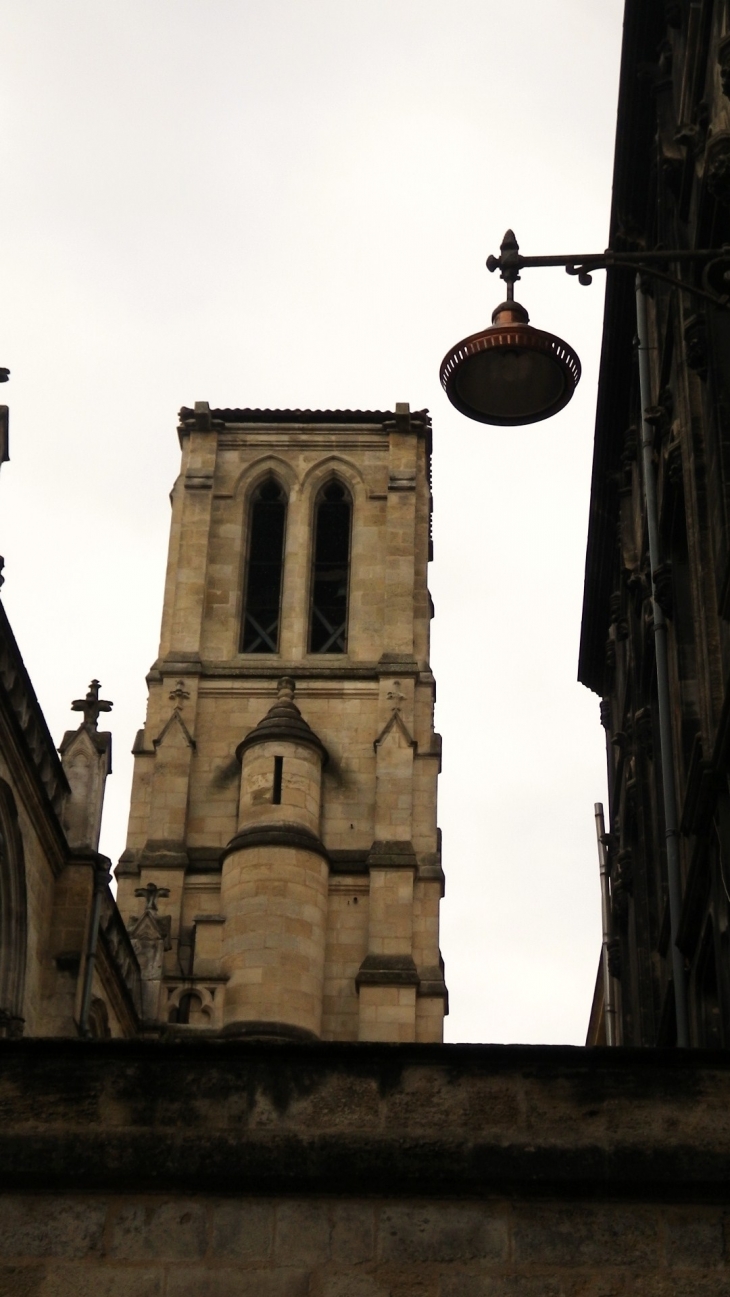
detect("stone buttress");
top-left (116, 403), bottom-right (446, 1040)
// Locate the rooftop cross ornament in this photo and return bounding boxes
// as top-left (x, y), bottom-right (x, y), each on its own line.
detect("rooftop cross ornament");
top-left (134, 882), bottom-right (170, 913)
top-left (71, 680), bottom-right (113, 731)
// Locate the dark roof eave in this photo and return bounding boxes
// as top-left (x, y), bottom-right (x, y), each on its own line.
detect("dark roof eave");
top-left (577, 0), bottom-right (664, 694)
top-left (178, 407), bottom-right (432, 429)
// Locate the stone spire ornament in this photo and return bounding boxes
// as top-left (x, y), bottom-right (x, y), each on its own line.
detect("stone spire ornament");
top-left (71, 680), bottom-right (113, 732)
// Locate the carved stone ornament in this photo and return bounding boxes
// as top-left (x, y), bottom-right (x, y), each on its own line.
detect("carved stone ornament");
top-left (621, 425), bottom-right (638, 465)
top-left (627, 566), bottom-right (650, 603)
top-left (676, 101), bottom-right (709, 156)
top-left (599, 698), bottom-right (612, 731)
top-left (719, 34), bottom-right (730, 99)
top-left (634, 706), bottom-right (654, 759)
top-left (684, 315), bottom-right (708, 380)
top-left (666, 436), bottom-right (683, 485)
top-left (705, 132), bottom-right (730, 206)
top-left (612, 881), bottom-right (630, 927)
top-left (607, 937), bottom-right (622, 980)
top-left (653, 562), bottom-right (674, 618)
top-left (661, 153), bottom-right (684, 197)
top-left (617, 848), bottom-right (634, 895)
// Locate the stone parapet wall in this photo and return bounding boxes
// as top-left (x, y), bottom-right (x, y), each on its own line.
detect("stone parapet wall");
top-left (2, 1041), bottom-right (730, 1292)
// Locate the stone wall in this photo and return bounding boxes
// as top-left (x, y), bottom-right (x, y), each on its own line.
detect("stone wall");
top-left (1, 1040), bottom-right (730, 1294)
top-left (0, 1192), bottom-right (726, 1295)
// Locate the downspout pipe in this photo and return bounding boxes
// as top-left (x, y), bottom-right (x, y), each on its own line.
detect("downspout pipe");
top-left (594, 802), bottom-right (617, 1046)
top-left (78, 856), bottom-right (111, 1038)
top-left (635, 277), bottom-right (690, 1047)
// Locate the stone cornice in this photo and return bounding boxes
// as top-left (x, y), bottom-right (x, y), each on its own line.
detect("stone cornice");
top-left (149, 658), bottom-right (426, 682)
top-left (221, 823), bottom-right (330, 865)
top-left (2, 1041), bottom-right (730, 1196)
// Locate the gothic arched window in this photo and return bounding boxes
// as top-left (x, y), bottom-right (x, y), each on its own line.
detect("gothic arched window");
top-left (309, 480), bottom-right (352, 654)
top-left (241, 478), bottom-right (287, 653)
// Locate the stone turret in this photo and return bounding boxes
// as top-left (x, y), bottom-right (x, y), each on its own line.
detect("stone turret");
top-left (220, 678), bottom-right (329, 1038)
top-left (116, 405), bottom-right (446, 1042)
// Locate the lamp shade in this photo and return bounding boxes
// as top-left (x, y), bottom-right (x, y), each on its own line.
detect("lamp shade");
top-left (440, 300), bottom-right (581, 426)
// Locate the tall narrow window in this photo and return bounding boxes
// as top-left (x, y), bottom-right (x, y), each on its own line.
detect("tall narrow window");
top-left (241, 479), bottom-right (287, 653)
top-left (309, 480), bottom-right (351, 653)
top-left (272, 756), bottom-right (283, 804)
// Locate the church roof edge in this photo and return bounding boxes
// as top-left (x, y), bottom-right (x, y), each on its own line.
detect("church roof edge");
top-left (178, 406), bottom-right (432, 429)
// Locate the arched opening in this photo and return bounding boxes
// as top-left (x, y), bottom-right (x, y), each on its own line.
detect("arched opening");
top-left (0, 780), bottom-right (27, 1038)
top-left (87, 997), bottom-right (111, 1040)
top-left (241, 478), bottom-right (287, 653)
top-left (169, 990), bottom-right (207, 1026)
top-left (309, 480), bottom-right (352, 654)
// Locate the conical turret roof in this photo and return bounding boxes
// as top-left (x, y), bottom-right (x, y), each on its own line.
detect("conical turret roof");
top-left (236, 678), bottom-right (328, 764)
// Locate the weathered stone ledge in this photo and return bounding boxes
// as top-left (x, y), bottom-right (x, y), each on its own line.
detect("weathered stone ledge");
top-left (1, 1041), bottom-right (729, 1197)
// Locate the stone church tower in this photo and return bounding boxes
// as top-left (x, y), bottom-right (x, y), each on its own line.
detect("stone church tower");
top-left (116, 402), bottom-right (446, 1041)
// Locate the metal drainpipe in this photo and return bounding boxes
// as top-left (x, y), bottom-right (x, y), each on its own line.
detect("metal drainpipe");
top-left (78, 859), bottom-right (111, 1038)
top-left (635, 277), bottom-right (690, 1047)
top-left (594, 802), bottom-right (617, 1046)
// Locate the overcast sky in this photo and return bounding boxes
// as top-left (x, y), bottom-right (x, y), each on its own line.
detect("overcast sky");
top-left (1, 0), bottom-right (625, 1043)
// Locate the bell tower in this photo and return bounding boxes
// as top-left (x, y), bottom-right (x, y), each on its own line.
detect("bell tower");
top-left (116, 402), bottom-right (446, 1041)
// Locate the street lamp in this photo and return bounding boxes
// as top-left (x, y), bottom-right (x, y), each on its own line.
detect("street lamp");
top-left (442, 230), bottom-right (730, 1049)
top-left (439, 232), bottom-right (581, 425)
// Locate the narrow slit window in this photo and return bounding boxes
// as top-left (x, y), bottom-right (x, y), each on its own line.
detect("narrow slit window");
top-left (272, 756), bottom-right (283, 804)
top-left (309, 481), bottom-right (351, 654)
top-left (241, 479), bottom-right (287, 653)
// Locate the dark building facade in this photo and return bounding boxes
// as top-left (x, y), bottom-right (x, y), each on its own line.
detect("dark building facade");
top-left (582, 0), bottom-right (730, 1045)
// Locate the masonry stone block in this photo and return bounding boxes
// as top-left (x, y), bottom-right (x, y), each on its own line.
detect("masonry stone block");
top-left (378, 1204), bottom-right (508, 1265)
top-left (274, 1201), bottom-right (332, 1266)
top-left (312, 1274), bottom-right (391, 1297)
top-left (109, 1199), bottom-right (207, 1261)
top-left (165, 1269), bottom-right (310, 1297)
top-left (330, 1203), bottom-right (376, 1264)
top-left (664, 1209), bottom-right (725, 1266)
top-left (511, 1204), bottom-right (661, 1267)
top-left (0, 1199), bottom-right (107, 1260)
top-left (0, 1265), bottom-right (46, 1297)
top-left (37, 1266), bottom-right (163, 1297)
top-left (209, 1200), bottom-right (274, 1261)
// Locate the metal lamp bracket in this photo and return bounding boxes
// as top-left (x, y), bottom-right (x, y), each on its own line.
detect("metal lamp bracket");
top-left (487, 231), bottom-right (730, 311)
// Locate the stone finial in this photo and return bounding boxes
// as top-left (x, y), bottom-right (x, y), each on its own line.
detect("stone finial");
top-left (277, 677), bottom-right (296, 705)
top-left (71, 680), bottom-right (113, 732)
top-left (60, 682), bottom-right (113, 851)
top-left (134, 882), bottom-right (171, 913)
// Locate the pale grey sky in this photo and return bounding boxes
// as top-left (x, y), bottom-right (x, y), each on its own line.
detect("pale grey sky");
top-left (1, 0), bottom-right (624, 1043)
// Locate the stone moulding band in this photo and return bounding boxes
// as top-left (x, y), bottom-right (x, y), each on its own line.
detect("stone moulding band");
top-left (356, 953), bottom-right (420, 989)
top-left (221, 823), bottom-right (330, 865)
top-left (219, 1020), bottom-right (319, 1042)
top-left (235, 723), bottom-right (328, 763)
top-left (366, 840), bottom-right (418, 870)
